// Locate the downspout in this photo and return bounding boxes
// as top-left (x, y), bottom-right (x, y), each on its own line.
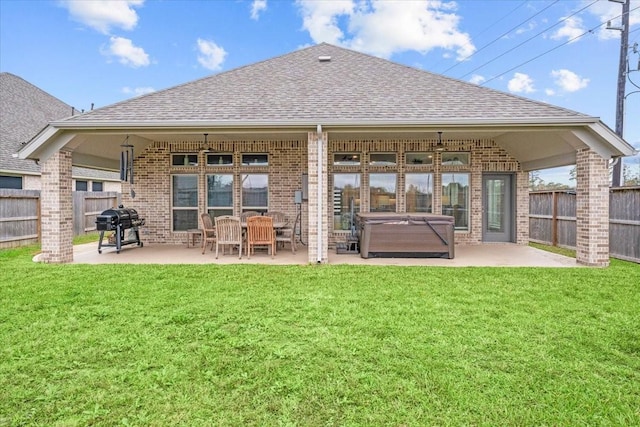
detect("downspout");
top-left (317, 124), bottom-right (323, 263)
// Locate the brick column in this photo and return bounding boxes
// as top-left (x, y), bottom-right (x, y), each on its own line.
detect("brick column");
top-left (307, 131), bottom-right (329, 263)
top-left (40, 150), bottom-right (74, 263)
top-left (575, 148), bottom-right (609, 267)
top-left (515, 171), bottom-right (529, 244)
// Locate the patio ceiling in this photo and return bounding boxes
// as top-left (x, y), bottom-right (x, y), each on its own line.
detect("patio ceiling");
top-left (22, 119), bottom-right (628, 172)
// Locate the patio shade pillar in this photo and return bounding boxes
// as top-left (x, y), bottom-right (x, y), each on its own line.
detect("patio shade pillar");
top-left (307, 130), bottom-right (329, 263)
top-left (40, 149), bottom-right (74, 263)
top-left (575, 148), bottom-right (609, 267)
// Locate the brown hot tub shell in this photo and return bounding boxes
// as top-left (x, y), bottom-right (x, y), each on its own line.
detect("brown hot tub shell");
top-left (356, 212), bottom-right (455, 259)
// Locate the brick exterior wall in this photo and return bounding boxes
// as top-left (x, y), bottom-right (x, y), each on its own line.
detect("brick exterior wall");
top-left (575, 148), bottom-right (610, 267)
top-left (328, 137), bottom-right (525, 247)
top-left (122, 139), bottom-right (308, 247)
top-left (115, 136), bottom-right (525, 262)
top-left (40, 150), bottom-right (73, 263)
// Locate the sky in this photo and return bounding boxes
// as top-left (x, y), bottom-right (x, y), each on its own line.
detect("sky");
top-left (1, 0), bottom-right (639, 185)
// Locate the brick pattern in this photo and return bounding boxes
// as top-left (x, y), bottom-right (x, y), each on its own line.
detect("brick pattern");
top-left (575, 148), bottom-right (609, 267)
top-left (307, 131), bottom-right (329, 263)
top-left (40, 150), bottom-right (73, 263)
top-left (328, 138), bottom-right (523, 246)
top-left (122, 139), bottom-right (308, 246)
top-left (118, 136), bottom-right (524, 260)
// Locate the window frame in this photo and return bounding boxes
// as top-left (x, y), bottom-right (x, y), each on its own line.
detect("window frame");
top-left (241, 173), bottom-right (269, 213)
top-left (0, 175), bottom-right (23, 189)
top-left (172, 153), bottom-right (199, 167)
top-left (75, 180), bottom-right (88, 191)
top-left (171, 174), bottom-right (199, 232)
top-left (369, 173), bottom-right (397, 213)
top-left (441, 172), bottom-right (470, 231)
top-left (332, 173), bottom-right (361, 232)
top-left (206, 174), bottom-right (234, 218)
top-left (405, 172), bottom-right (433, 213)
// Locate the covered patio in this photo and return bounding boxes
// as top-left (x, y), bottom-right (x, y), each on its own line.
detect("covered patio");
top-left (19, 44), bottom-right (635, 267)
top-left (61, 242), bottom-right (579, 267)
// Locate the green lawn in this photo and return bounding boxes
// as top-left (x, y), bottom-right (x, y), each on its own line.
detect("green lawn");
top-left (1, 245), bottom-right (639, 426)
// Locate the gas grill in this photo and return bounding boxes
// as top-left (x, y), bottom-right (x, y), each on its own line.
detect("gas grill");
top-left (96, 206), bottom-right (145, 253)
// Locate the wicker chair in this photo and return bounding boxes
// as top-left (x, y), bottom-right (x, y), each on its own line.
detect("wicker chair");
top-left (246, 216), bottom-right (275, 259)
top-left (200, 213), bottom-right (216, 254)
top-left (214, 215), bottom-right (243, 259)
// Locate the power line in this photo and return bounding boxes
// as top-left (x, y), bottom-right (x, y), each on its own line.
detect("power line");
top-left (443, 0), bottom-right (557, 74)
top-left (481, 6), bottom-right (640, 86)
top-left (458, 0), bottom-right (598, 80)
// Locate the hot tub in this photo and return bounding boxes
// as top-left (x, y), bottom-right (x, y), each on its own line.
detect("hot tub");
top-left (356, 212), bottom-right (455, 259)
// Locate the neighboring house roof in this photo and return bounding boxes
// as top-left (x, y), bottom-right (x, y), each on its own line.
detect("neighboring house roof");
top-left (19, 44), bottom-right (636, 170)
top-left (1, 72), bottom-right (118, 180)
top-left (61, 43), bottom-right (586, 125)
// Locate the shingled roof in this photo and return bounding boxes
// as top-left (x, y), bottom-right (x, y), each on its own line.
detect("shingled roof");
top-left (61, 43), bottom-right (587, 125)
top-left (1, 72), bottom-right (118, 179)
top-left (1, 72), bottom-right (73, 173)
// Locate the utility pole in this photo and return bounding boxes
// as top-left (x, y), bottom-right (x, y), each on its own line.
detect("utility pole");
top-left (610, 0), bottom-right (630, 187)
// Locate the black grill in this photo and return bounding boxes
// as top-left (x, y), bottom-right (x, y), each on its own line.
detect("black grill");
top-left (96, 206), bottom-right (145, 253)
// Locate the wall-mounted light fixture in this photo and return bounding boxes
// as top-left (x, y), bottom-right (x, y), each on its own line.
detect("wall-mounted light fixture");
top-left (201, 133), bottom-right (210, 152)
top-left (435, 131), bottom-right (445, 151)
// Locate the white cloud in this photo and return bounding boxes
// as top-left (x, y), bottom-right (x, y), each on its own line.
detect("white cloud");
top-left (296, 0), bottom-right (475, 60)
top-left (469, 74), bottom-right (485, 85)
top-left (584, 0), bottom-right (640, 41)
top-left (297, 0), bottom-right (354, 45)
top-left (551, 69), bottom-right (589, 92)
top-left (122, 86), bottom-right (155, 97)
top-left (251, 0), bottom-right (267, 20)
top-left (549, 16), bottom-right (584, 43)
top-left (545, 88), bottom-right (556, 96)
top-left (508, 72), bottom-right (535, 93)
top-left (197, 39), bottom-right (227, 71)
top-left (102, 36), bottom-right (150, 67)
top-left (61, 0), bottom-right (143, 34)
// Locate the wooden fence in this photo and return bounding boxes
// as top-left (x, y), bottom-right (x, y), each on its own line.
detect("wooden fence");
top-left (0, 190), bottom-right (120, 248)
top-left (530, 187), bottom-right (640, 263)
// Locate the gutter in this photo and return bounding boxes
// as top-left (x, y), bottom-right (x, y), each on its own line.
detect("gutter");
top-left (317, 124), bottom-right (323, 264)
top-left (47, 116), bottom-right (604, 129)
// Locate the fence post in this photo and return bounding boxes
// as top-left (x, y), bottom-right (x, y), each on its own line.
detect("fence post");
top-left (552, 191), bottom-right (558, 247)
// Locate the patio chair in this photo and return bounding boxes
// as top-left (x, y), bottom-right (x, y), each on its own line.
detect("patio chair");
top-left (240, 211), bottom-right (261, 223)
top-left (266, 211), bottom-right (296, 254)
top-left (246, 215), bottom-right (275, 259)
top-left (214, 215), bottom-right (243, 259)
top-left (200, 213), bottom-right (216, 254)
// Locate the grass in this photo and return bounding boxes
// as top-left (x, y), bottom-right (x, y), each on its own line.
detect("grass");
top-left (1, 245), bottom-right (639, 426)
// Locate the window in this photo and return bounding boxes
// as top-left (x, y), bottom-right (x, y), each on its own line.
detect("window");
top-left (369, 153), bottom-right (396, 166)
top-left (92, 181), bottom-right (103, 192)
top-left (0, 175), bottom-right (22, 189)
top-left (242, 154), bottom-right (268, 166)
top-left (172, 154), bottom-right (198, 167)
top-left (405, 173), bottom-right (433, 213)
top-left (333, 173), bottom-right (360, 231)
top-left (442, 152), bottom-right (470, 166)
top-left (333, 153), bottom-right (360, 166)
top-left (442, 173), bottom-right (470, 230)
top-left (242, 174), bottom-right (268, 213)
top-left (172, 175), bottom-right (198, 231)
top-left (207, 174), bottom-right (233, 218)
top-left (369, 173), bottom-right (396, 212)
top-left (406, 152), bottom-right (433, 166)
top-left (207, 154), bottom-right (233, 166)
top-left (75, 180), bottom-right (88, 191)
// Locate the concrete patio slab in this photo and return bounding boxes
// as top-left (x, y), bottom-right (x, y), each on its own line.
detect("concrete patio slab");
top-left (63, 242), bottom-right (580, 267)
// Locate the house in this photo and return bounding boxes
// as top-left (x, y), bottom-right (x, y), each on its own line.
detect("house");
top-left (1, 72), bottom-right (120, 191)
top-left (17, 44), bottom-right (636, 266)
